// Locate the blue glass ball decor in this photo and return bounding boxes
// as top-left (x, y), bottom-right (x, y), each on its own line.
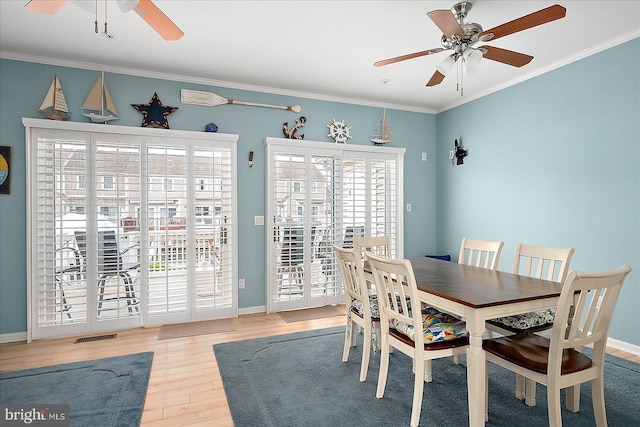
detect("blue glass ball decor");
top-left (205, 122), bottom-right (219, 132)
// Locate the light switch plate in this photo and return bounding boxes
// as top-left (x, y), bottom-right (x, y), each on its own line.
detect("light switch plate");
top-left (254, 216), bottom-right (264, 225)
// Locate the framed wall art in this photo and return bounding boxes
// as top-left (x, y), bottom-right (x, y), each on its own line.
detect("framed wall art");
top-left (0, 146), bottom-right (10, 194)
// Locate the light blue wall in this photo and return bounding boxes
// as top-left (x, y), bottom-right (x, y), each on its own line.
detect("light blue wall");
top-left (0, 58), bottom-right (437, 334)
top-left (436, 38), bottom-right (640, 346)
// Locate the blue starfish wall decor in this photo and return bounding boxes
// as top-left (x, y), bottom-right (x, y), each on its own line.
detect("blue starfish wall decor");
top-left (131, 92), bottom-right (178, 129)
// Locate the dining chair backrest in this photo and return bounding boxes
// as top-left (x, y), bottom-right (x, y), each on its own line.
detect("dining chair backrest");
top-left (513, 243), bottom-right (574, 283)
top-left (365, 252), bottom-right (417, 339)
top-left (458, 238), bottom-right (504, 270)
top-left (549, 265), bottom-right (631, 376)
top-left (334, 245), bottom-right (369, 307)
top-left (352, 236), bottom-right (391, 260)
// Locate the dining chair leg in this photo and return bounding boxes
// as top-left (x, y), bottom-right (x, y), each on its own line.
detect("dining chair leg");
top-left (525, 378), bottom-right (537, 406)
top-left (547, 386), bottom-right (562, 427)
top-left (515, 374), bottom-right (526, 399)
top-left (360, 323), bottom-right (371, 382)
top-left (453, 354), bottom-right (460, 364)
top-left (411, 356), bottom-right (425, 427)
top-left (565, 383), bottom-right (580, 412)
top-left (591, 377), bottom-right (606, 426)
top-left (342, 315), bottom-right (354, 362)
top-left (423, 359), bottom-right (433, 382)
top-left (376, 340), bottom-right (390, 399)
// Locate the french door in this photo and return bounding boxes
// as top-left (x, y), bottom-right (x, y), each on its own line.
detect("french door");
top-left (24, 119), bottom-right (238, 340)
top-left (265, 137), bottom-right (404, 312)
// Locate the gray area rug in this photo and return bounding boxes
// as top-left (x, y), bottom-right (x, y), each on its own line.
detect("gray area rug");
top-left (214, 327), bottom-right (639, 427)
top-left (0, 352), bottom-right (153, 427)
top-left (158, 318), bottom-right (236, 340)
top-left (278, 306), bottom-right (344, 323)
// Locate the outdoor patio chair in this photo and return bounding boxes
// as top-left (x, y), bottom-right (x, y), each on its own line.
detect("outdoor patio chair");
top-left (75, 230), bottom-right (140, 314)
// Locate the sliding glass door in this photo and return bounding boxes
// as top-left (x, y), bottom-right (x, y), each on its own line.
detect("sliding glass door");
top-left (25, 120), bottom-right (238, 340)
top-left (265, 138), bottom-right (404, 313)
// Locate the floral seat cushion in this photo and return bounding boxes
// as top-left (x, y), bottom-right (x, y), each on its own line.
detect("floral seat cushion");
top-left (351, 295), bottom-right (381, 319)
top-left (490, 308), bottom-right (555, 331)
top-left (352, 294), bottom-right (413, 319)
top-left (390, 307), bottom-right (469, 344)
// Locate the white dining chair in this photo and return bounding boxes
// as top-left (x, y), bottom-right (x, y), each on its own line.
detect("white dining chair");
top-left (334, 245), bottom-right (379, 381)
top-left (366, 251), bottom-right (469, 427)
top-left (353, 235), bottom-right (391, 288)
top-left (458, 237), bottom-right (504, 270)
top-left (487, 243), bottom-right (574, 405)
top-left (483, 265), bottom-right (632, 427)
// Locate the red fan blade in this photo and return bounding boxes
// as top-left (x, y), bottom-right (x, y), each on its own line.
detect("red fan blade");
top-left (133, 0), bottom-right (184, 41)
top-left (427, 10), bottom-right (465, 39)
top-left (374, 48), bottom-right (444, 67)
top-left (480, 4), bottom-right (566, 41)
top-left (426, 71), bottom-right (446, 87)
top-left (480, 46), bottom-right (533, 67)
top-left (25, 0), bottom-right (67, 14)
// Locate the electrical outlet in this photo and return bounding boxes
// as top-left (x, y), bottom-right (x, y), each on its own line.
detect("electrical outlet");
top-left (239, 279), bottom-right (245, 289)
top-left (406, 203), bottom-right (412, 212)
top-left (254, 216), bottom-right (264, 225)
top-left (422, 152), bottom-right (427, 161)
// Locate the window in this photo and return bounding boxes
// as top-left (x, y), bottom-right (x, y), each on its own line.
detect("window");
top-left (293, 181), bottom-right (301, 193)
top-left (24, 119), bottom-right (238, 340)
top-left (196, 206), bottom-right (210, 216)
top-left (103, 175), bottom-right (114, 189)
top-left (198, 178), bottom-right (207, 191)
top-left (164, 178), bottom-right (173, 191)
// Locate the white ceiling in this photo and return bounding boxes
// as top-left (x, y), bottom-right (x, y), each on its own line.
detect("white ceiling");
top-left (1, 1), bottom-right (639, 113)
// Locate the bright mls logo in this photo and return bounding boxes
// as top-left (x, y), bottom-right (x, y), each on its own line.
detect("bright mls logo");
top-left (1, 405), bottom-right (68, 426)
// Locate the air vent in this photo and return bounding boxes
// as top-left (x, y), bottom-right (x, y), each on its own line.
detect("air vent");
top-left (74, 333), bottom-right (117, 344)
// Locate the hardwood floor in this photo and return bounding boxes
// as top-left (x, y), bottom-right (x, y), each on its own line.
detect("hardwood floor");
top-left (1, 305), bottom-right (638, 426)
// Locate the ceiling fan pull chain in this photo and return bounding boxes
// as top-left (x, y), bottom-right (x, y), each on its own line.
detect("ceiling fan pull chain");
top-left (94, 0), bottom-right (98, 33)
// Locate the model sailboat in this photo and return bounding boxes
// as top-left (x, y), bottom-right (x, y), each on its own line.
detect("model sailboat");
top-left (38, 75), bottom-right (70, 120)
top-left (82, 71), bottom-right (119, 123)
top-left (370, 109), bottom-right (393, 145)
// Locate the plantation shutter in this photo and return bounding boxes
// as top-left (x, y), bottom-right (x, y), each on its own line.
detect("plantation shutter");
top-left (25, 119), bottom-right (238, 339)
top-left (266, 137), bottom-right (404, 313)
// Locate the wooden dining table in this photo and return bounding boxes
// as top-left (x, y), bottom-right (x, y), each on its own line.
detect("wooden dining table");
top-left (401, 257), bottom-right (564, 426)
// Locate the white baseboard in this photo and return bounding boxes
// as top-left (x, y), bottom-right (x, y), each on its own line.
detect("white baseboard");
top-left (0, 331), bottom-right (27, 344)
top-left (238, 305), bottom-right (266, 316)
top-left (607, 337), bottom-right (640, 356)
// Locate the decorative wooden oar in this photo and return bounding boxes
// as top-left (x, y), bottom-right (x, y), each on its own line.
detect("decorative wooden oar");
top-left (181, 89), bottom-right (301, 113)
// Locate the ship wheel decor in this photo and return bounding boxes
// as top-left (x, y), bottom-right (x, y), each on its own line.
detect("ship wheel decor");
top-left (374, 2), bottom-right (566, 94)
top-left (327, 119), bottom-right (352, 143)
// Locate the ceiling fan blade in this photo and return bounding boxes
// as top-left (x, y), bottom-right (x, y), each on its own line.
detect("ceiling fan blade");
top-left (426, 70), bottom-right (446, 87)
top-left (374, 48), bottom-right (444, 67)
top-left (133, 0), bottom-right (184, 41)
top-left (25, 0), bottom-right (67, 14)
top-left (479, 46), bottom-right (533, 67)
top-left (480, 4), bottom-right (566, 41)
top-left (427, 10), bottom-right (465, 39)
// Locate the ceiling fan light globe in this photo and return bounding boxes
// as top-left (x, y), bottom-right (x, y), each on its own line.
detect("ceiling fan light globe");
top-left (436, 55), bottom-right (456, 76)
top-left (463, 48), bottom-right (483, 69)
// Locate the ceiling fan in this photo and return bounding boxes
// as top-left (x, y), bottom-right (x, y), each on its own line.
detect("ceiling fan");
top-left (374, 2), bottom-right (566, 90)
top-left (25, 0), bottom-right (184, 41)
